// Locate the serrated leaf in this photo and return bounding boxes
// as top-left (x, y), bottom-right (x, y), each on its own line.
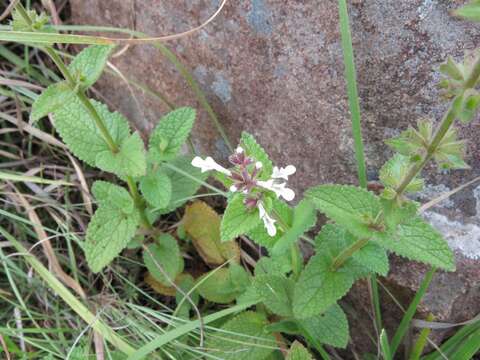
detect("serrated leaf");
top-left (143, 234), bottom-right (184, 286)
top-left (68, 45), bottom-right (115, 88)
top-left (272, 200), bottom-right (316, 255)
top-left (248, 199), bottom-right (293, 251)
top-left (240, 132), bottom-right (273, 180)
top-left (95, 132), bottom-right (146, 177)
top-left (254, 255), bottom-right (292, 277)
top-left (91, 180), bottom-right (134, 214)
top-left (148, 107), bottom-right (196, 162)
top-left (139, 169), bottom-right (172, 209)
top-left (221, 193), bottom-right (262, 242)
top-left (315, 223), bottom-right (389, 276)
top-left (183, 201), bottom-right (240, 265)
top-left (30, 82), bottom-right (75, 121)
top-left (154, 156), bottom-right (208, 214)
top-left (54, 97), bottom-right (129, 167)
top-left (373, 216), bottom-right (455, 271)
top-left (85, 206), bottom-right (140, 273)
top-left (286, 341), bottom-right (313, 360)
top-left (380, 154), bottom-right (424, 194)
top-left (197, 267), bottom-right (249, 304)
top-left (207, 311), bottom-right (276, 360)
top-left (306, 185), bottom-right (382, 239)
top-left (297, 304), bottom-right (349, 349)
top-left (11, 9), bottom-right (51, 32)
top-left (253, 274), bottom-right (294, 317)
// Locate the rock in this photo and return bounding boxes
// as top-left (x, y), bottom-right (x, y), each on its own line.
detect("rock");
top-left (70, 0), bottom-right (480, 354)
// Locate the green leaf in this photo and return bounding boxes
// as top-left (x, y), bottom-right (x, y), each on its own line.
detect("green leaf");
top-left (315, 224), bottom-right (389, 276)
top-left (455, 1), bottom-right (480, 22)
top-left (294, 224), bottom-right (371, 318)
top-left (143, 234), bottom-right (184, 286)
top-left (11, 9), bottom-right (51, 33)
top-left (439, 57), bottom-right (465, 82)
top-left (154, 156), bottom-right (208, 214)
top-left (54, 97), bottom-right (129, 167)
top-left (380, 155), bottom-right (424, 195)
top-left (248, 199), bottom-right (293, 251)
top-left (373, 216), bottom-right (455, 271)
top-left (30, 82), bottom-right (75, 121)
top-left (68, 45), bottom-right (115, 88)
top-left (272, 200), bottom-right (316, 255)
top-left (183, 201), bottom-right (240, 265)
top-left (297, 304), bottom-right (350, 349)
top-left (91, 180), bottom-right (134, 214)
top-left (95, 132), bottom-right (146, 177)
top-left (254, 255), bottom-right (292, 277)
top-left (148, 107), bottom-right (196, 162)
top-left (197, 267), bottom-right (249, 304)
top-left (286, 341), bottom-right (314, 360)
top-left (253, 274), bottom-right (294, 317)
top-left (85, 206), bottom-right (140, 273)
top-left (221, 193), bottom-right (262, 242)
top-left (305, 184), bottom-right (382, 238)
top-left (139, 169), bottom-right (172, 209)
top-left (207, 311), bottom-right (276, 360)
top-left (240, 132), bottom-right (273, 180)
top-left (434, 127), bottom-right (469, 170)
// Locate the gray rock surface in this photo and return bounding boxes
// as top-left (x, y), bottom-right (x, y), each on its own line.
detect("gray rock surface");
top-left (70, 0), bottom-right (480, 354)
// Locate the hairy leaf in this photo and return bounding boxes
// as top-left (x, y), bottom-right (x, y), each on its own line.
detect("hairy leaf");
top-left (54, 98), bottom-right (129, 167)
top-left (286, 342), bottom-right (313, 360)
top-left (68, 45), bottom-right (115, 88)
top-left (85, 206), bottom-right (140, 273)
top-left (143, 234), bottom-right (184, 286)
top-left (95, 132), bottom-right (146, 177)
top-left (139, 169), bottom-right (172, 209)
top-left (91, 180), bottom-right (134, 214)
top-left (253, 274), bottom-right (294, 317)
top-left (31, 82), bottom-right (75, 121)
top-left (305, 185), bottom-right (382, 239)
top-left (148, 107), bottom-right (196, 162)
top-left (380, 154), bottom-right (424, 194)
top-left (297, 304), bottom-right (349, 349)
top-left (207, 311), bottom-right (276, 360)
top-left (183, 201), bottom-right (240, 265)
top-left (240, 132), bottom-right (273, 180)
top-left (197, 266), bottom-right (249, 304)
top-left (221, 193), bottom-right (262, 242)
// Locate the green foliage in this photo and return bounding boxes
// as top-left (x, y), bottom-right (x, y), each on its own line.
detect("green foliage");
top-left (92, 181), bottom-right (135, 213)
top-left (253, 274), bottom-right (294, 317)
top-left (207, 311), bottom-right (276, 360)
top-left (240, 132), bottom-right (273, 180)
top-left (380, 154), bottom-right (424, 196)
top-left (433, 126), bottom-right (469, 170)
top-left (139, 169), bottom-right (172, 209)
top-left (85, 204), bottom-right (140, 273)
top-left (221, 193), bottom-right (261, 242)
top-left (306, 184), bottom-right (381, 238)
top-left (143, 234), bottom-right (184, 286)
top-left (455, 0), bottom-right (480, 22)
top-left (297, 304), bottom-right (350, 349)
top-left (286, 342), bottom-right (313, 360)
top-left (31, 82), bottom-right (75, 121)
top-left (11, 9), bottom-right (51, 32)
top-left (148, 107), bottom-right (196, 162)
top-left (373, 216), bottom-right (455, 271)
top-left (197, 265), bottom-right (250, 304)
top-left (54, 97), bottom-right (129, 167)
top-left (68, 45), bottom-right (115, 88)
top-left (272, 200), bottom-right (316, 255)
top-left (95, 132), bottom-right (146, 177)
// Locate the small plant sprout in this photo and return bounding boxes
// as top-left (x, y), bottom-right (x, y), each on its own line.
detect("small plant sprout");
top-left (192, 145), bottom-right (296, 236)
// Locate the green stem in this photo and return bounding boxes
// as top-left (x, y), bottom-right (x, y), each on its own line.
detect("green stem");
top-left (331, 237), bottom-right (369, 270)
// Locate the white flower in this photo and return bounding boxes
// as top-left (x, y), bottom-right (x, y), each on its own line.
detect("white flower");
top-left (257, 179), bottom-right (295, 201)
top-left (229, 184), bottom-right (238, 192)
top-left (191, 156), bottom-right (232, 176)
top-left (255, 161), bottom-right (263, 169)
top-left (236, 146), bottom-right (244, 154)
top-left (258, 202), bottom-right (277, 236)
top-left (272, 165), bottom-right (296, 180)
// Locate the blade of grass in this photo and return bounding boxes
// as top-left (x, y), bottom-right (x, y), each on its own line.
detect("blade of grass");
top-left (380, 329), bottom-right (393, 360)
top-left (0, 226), bottom-right (137, 357)
top-left (409, 314), bottom-right (434, 360)
top-left (0, 171), bottom-right (73, 186)
top-left (391, 267), bottom-right (436, 355)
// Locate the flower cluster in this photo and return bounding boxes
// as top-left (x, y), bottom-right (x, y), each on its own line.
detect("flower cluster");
top-left (191, 147), bottom-right (296, 236)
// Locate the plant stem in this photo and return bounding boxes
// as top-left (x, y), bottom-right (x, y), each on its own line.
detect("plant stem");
top-left (16, 2), bottom-right (151, 228)
top-left (331, 237), bottom-right (369, 270)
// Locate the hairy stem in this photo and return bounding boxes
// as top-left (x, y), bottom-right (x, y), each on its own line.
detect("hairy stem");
top-left (16, 3), bottom-right (151, 228)
top-left (331, 237), bottom-right (369, 270)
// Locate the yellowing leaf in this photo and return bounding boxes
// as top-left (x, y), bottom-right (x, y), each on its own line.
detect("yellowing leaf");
top-left (183, 201), bottom-right (240, 265)
top-left (144, 273), bottom-right (176, 296)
